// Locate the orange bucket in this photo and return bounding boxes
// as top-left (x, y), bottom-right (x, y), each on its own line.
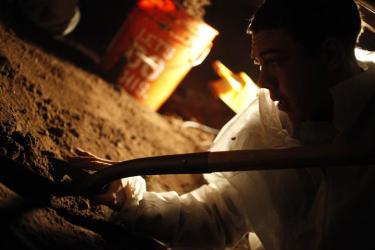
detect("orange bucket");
top-left (100, 6), bottom-right (218, 111)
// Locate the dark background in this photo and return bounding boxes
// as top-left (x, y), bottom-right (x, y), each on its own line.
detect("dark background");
top-left (5, 0), bottom-right (375, 129)
top-left (66, 0), bottom-right (264, 129)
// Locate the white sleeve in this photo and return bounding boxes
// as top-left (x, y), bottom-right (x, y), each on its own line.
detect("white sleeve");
top-left (110, 174), bottom-right (253, 249)
top-left (109, 89), bottom-right (301, 250)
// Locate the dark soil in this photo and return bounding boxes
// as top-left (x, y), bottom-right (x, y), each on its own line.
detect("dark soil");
top-left (0, 22), bottom-right (215, 249)
top-left (0, 0), bottom-right (271, 248)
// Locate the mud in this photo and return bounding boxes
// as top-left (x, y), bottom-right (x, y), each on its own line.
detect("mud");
top-left (0, 22), bottom-right (214, 249)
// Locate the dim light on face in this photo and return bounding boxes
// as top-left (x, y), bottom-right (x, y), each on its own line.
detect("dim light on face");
top-left (251, 29), bottom-right (331, 123)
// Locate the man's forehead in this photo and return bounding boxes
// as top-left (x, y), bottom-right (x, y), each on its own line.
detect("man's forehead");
top-left (251, 29), bottom-right (296, 57)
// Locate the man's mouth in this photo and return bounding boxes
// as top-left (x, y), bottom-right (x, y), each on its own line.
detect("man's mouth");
top-left (270, 92), bottom-right (281, 102)
top-left (276, 99), bottom-right (288, 111)
top-left (270, 93), bottom-right (289, 111)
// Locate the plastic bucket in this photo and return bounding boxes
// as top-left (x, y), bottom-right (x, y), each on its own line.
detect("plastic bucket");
top-left (100, 7), bottom-right (218, 111)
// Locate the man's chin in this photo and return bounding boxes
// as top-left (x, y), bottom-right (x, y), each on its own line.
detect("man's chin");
top-left (279, 106), bottom-right (304, 123)
top-left (276, 101), bottom-right (307, 123)
top-left (286, 111), bottom-right (309, 124)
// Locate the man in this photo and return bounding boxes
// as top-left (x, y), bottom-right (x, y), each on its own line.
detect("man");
top-left (71, 0), bottom-right (375, 249)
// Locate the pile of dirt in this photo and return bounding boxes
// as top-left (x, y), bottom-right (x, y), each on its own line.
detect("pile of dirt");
top-left (0, 22), bottom-right (216, 249)
top-left (174, 0), bottom-right (211, 18)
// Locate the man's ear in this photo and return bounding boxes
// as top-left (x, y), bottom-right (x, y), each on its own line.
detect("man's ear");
top-left (319, 38), bottom-right (346, 71)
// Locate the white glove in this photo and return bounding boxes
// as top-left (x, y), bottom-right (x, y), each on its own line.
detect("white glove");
top-left (96, 176), bottom-right (146, 210)
top-left (68, 148), bottom-right (146, 210)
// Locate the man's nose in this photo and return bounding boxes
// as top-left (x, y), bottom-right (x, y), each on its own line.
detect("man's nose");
top-left (257, 69), bottom-right (268, 89)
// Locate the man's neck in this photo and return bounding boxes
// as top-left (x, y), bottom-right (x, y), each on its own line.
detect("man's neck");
top-left (329, 55), bottom-right (363, 87)
top-left (307, 56), bottom-right (364, 125)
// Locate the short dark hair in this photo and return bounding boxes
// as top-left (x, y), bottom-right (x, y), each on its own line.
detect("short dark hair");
top-left (248, 0), bottom-right (363, 53)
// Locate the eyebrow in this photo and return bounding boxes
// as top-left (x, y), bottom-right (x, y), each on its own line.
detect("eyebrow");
top-left (259, 49), bottom-right (282, 58)
top-left (251, 49), bottom-right (282, 61)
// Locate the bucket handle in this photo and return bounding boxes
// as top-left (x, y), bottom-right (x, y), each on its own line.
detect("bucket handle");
top-left (133, 43), bottom-right (213, 70)
top-left (191, 43), bottom-right (213, 67)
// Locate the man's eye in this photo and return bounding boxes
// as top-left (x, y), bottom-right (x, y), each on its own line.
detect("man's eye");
top-left (265, 59), bottom-right (278, 65)
top-left (264, 57), bottom-right (282, 66)
top-left (253, 58), bottom-right (260, 65)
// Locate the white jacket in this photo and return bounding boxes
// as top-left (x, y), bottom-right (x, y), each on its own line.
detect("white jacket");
top-left (110, 60), bottom-right (375, 250)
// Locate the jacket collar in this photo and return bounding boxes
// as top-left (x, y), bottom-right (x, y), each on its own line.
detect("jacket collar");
top-left (330, 61), bottom-right (375, 133)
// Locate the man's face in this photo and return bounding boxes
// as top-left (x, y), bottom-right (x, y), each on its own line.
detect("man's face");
top-left (251, 29), bottom-right (330, 123)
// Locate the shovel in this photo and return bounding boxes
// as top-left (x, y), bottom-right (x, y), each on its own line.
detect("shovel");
top-left (0, 144), bottom-right (373, 200)
top-left (69, 144), bottom-right (374, 195)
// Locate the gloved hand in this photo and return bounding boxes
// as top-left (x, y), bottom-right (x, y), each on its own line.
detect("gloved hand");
top-left (68, 148), bottom-right (146, 210)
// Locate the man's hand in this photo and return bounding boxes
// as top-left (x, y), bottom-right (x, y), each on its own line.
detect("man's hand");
top-left (68, 147), bottom-right (119, 170)
top-left (68, 148), bottom-right (146, 210)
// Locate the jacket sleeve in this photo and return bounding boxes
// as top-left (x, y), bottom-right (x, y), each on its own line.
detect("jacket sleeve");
top-left (110, 173), bottom-right (254, 249)
top-left (109, 89), bottom-right (301, 249)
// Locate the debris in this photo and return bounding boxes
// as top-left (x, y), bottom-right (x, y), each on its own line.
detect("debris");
top-left (175, 0), bottom-right (211, 19)
top-left (0, 20), bottom-right (214, 249)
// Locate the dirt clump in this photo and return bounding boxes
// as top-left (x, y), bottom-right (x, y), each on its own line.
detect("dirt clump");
top-left (0, 21), bottom-right (214, 249)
